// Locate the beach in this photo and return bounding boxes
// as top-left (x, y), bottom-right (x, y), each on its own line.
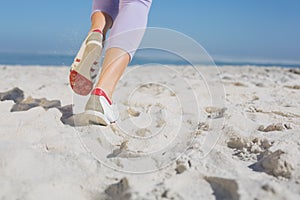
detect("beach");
top-left (0, 64), bottom-right (300, 199)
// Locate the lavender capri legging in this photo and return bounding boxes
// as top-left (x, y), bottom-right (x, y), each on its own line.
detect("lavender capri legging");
top-left (92, 0), bottom-right (152, 60)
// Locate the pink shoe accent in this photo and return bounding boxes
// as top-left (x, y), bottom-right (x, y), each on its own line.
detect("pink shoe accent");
top-left (92, 29), bottom-right (103, 34)
top-left (69, 70), bottom-right (93, 96)
top-left (91, 88), bottom-right (112, 105)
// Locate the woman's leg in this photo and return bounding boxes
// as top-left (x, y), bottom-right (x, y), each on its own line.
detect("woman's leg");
top-left (69, 0), bottom-right (119, 95)
top-left (95, 0), bottom-right (152, 99)
top-left (84, 0), bottom-right (152, 125)
top-left (91, 0), bottom-right (120, 36)
top-left (90, 11), bottom-right (112, 37)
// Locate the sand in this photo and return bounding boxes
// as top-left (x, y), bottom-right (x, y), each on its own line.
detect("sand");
top-left (0, 65), bottom-right (300, 199)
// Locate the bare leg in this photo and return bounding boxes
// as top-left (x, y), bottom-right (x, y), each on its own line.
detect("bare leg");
top-left (96, 48), bottom-right (130, 99)
top-left (88, 0), bottom-right (152, 99)
top-left (90, 11), bottom-right (129, 99)
top-left (93, 0), bottom-right (152, 100)
top-left (69, 11), bottom-right (114, 95)
top-left (82, 0), bottom-right (152, 125)
top-left (90, 11), bottom-right (112, 39)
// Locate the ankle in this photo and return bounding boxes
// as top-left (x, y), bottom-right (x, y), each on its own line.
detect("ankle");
top-left (91, 29), bottom-right (103, 35)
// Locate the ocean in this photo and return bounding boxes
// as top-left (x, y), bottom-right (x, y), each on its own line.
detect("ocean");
top-left (0, 52), bottom-right (299, 68)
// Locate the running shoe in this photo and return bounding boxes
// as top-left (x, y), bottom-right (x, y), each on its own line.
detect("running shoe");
top-left (69, 30), bottom-right (103, 96)
top-left (84, 88), bottom-right (117, 126)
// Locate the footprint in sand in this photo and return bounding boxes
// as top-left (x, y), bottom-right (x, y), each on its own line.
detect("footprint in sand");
top-left (284, 85), bottom-right (300, 90)
top-left (1, 87), bottom-right (61, 112)
top-left (258, 123), bottom-right (292, 132)
top-left (249, 150), bottom-right (294, 179)
top-left (204, 106), bottom-right (227, 119)
top-left (137, 83), bottom-right (167, 96)
top-left (0, 87), bottom-right (24, 103)
top-left (227, 136), bottom-right (273, 161)
top-left (0, 87), bottom-right (79, 127)
top-left (204, 176), bottom-right (240, 200)
top-left (288, 68), bottom-right (300, 75)
top-left (105, 178), bottom-right (131, 200)
top-left (11, 96), bottom-right (61, 112)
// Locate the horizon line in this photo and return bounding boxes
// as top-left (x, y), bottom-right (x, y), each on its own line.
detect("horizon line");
top-left (0, 51), bottom-right (299, 67)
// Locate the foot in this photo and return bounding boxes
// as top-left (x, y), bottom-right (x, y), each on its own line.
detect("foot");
top-left (84, 88), bottom-right (117, 126)
top-left (69, 30), bottom-right (103, 96)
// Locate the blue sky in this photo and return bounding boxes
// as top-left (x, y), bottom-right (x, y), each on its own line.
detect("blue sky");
top-left (0, 0), bottom-right (299, 63)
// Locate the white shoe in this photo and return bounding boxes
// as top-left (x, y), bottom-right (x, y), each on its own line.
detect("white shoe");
top-left (69, 30), bottom-right (103, 96)
top-left (84, 88), bottom-right (118, 126)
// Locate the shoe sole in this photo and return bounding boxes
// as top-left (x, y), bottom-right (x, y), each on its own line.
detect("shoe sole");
top-left (84, 110), bottom-right (110, 126)
top-left (70, 112), bottom-right (108, 126)
top-left (70, 41), bottom-right (102, 96)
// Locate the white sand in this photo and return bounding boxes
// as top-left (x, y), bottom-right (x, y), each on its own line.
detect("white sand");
top-left (0, 65), bottom-right (299, 199)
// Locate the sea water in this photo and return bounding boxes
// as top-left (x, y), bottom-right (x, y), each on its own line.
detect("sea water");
top-left (0, 52), bottom-right (299, 68)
